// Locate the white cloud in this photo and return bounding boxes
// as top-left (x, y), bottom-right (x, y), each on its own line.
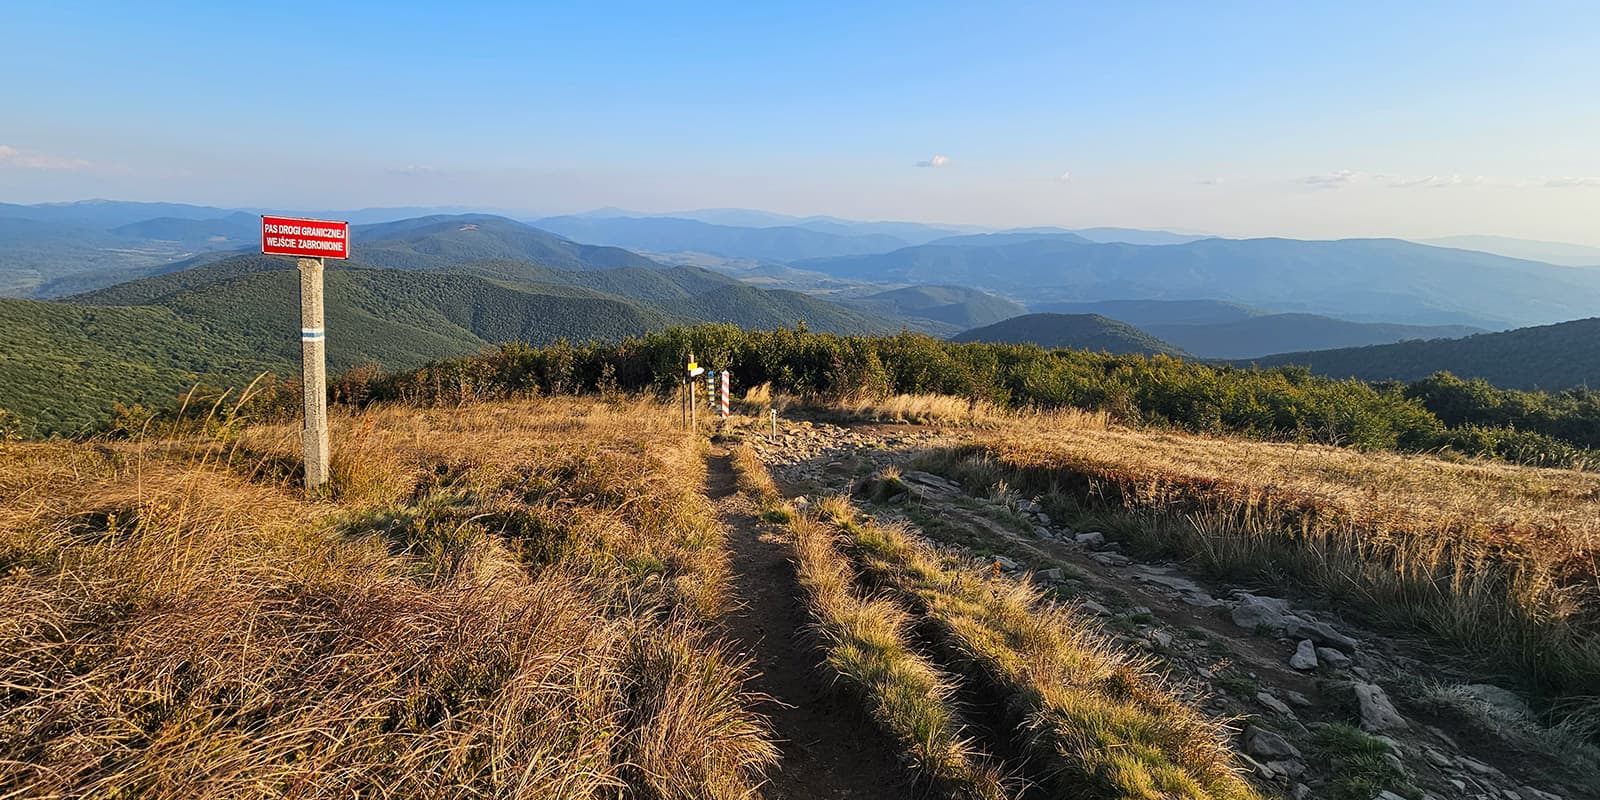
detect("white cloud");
top-left (1299, 169), bottom-right (1359, 189)
top-left (1056, 170), bottom-right (1072, 182)
top-left (1545, 176), bottom-right (1600, 188)
top-left (1196, 177), bottom-right (1225, 185)
top-left (0, 144), bottom-right (90, 170)
top-left (1386, 174), bottom-right (1484, 189)
top-left (915, 154), bottom-right (951, 168)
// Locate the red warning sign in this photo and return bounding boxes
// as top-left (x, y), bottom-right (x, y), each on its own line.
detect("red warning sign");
top-left (261, 215), bottom-right (350, 259)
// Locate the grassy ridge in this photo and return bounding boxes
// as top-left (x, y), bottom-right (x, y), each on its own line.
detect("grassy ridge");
top-left (0, 398), bottom-right (775, 797)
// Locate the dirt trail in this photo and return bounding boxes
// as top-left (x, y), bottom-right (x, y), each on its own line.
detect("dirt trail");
top-left (705, 449), bottom-right (910, 800)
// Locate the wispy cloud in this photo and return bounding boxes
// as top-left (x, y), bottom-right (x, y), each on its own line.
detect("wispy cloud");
top-left (1386, 174), bottom-right (1484, 189)
top-left (1298, 169), bottom-right (1359, 189)
top-left (0, 144), bottom-right (90, 170)
top-left (1545, 176), bottom-right (1600, 188)
top-left (388, 164), bottom-right (436, 176)
top-left (1056, 170), bottom-right (1072, 183)
top-left (915, 154), bottom-right (951, 168)
top-left (1196, 177), bottom-right (1225, 185)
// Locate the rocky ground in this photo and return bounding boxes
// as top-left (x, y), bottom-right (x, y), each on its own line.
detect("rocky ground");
top-left (738, 415), bottom-right (1598, 800)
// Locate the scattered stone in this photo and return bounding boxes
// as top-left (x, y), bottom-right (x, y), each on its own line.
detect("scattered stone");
top-left (1231, 592), bottom-right (1296, 631)
top-left (1422, 747), bottom-right (1453, 768)
top-left (1150, 630), bottom-right (1173, 648)
top-left (1256, 691), bottom-right (1295, 717)
top-left (1079, 599), bottom-right (1111, 616)
top-left (992, 555), bottom-right (1021, 571)
top-left (1289, 639), bottom-right (1318, 670)
top-left (1267, 759), bottom-right (1306, 780)
top-left (1281, 615), bottom-right (1359, 652)
top-left (1315, 646), bottom-right (1352, 669)
top-left (1375, 791), bottom-right (1409, 800)
top-left (1290, 784), bottom-right (1312, 800)
top-left (1521, 786), bottom-right (1563, 800)
top-left (1036, 512), bottom-right (1052, 526)
top-left (1033, 526), bottom-right (1051, 538)
top-left (1458, 756), bottom-right (1499, 778)
top-left (1280, 688), bottom-right (1313, 707)
top-left (1352, 681), bottom-right (1408, 732)
top-left (1090, 552), bottom-right (1132, 567)
top-left (792, 495), bottom-right (809, 508)
top-left (1075, 531), bottom-right (1106, 548)
top-left (1230, 592), bottom-right (1357, 651)
top-left (1038, 567), bottom-right (1065, 583)
top-left (1243, 725), bottom-right (1302, 760)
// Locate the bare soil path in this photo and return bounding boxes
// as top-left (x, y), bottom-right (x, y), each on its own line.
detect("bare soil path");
top-left (705, 448), bottom-right (911, 800)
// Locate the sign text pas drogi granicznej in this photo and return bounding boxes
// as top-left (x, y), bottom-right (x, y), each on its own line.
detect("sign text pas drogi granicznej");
top-left (261, 215), bottom-right (350, 260)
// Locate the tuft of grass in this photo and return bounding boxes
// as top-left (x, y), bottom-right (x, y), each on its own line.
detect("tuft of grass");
top-left (818, 502), bottom-right (1262, 800)
top-left (1313, 723), bottom-right (1418, 800)
top-left (730, 443), bottom-right (794, 524)
top-left (789, 514), bottom-right (1012, 799)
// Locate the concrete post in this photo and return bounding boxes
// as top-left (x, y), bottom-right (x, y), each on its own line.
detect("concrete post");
top-left (298, 257), bottom-right (330, 492)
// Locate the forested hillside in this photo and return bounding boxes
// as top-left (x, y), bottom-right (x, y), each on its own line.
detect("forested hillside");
top-left (951, 312), bottom-right (1188, 356)
top-left (1250, 317), bottom-right (1600, 390)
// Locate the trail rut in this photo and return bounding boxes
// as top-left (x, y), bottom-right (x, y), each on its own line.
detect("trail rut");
top-left (706, 448), bottom-right (910, 800)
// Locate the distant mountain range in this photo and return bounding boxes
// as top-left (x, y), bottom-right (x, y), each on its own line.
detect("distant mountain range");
top-left (951, 313), bottom-right (1188, 357)
top-left (1419, 235), bottom-right (1600, 268)
top-left (1246, 317), bottom-right (1600, 390)
top-left (796, 237), bottom-right (1600, 329)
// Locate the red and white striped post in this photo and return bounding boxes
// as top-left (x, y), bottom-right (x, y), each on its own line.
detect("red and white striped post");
top-left (719, 370), bottom-right (730, 419)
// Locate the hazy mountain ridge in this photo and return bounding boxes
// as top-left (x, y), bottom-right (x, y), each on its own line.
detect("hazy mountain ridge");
top-left (795, 236), bottom-right (1600, 328)
top-left (1144, 314), bottom-right (1484, 360)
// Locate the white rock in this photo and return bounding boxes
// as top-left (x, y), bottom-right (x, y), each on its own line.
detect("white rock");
top-left (993, 555), bottom-right (1021, 571)
top-left (1353, 681), bottom-right (1407, 732)
top-left (1075, 531), bottom-right (1106, 547)
top-left (1256, 691), bottom-right (1295, 716)
top-left (1243, 725), bottom-right (1302, 759)
top-left (1289, 639), bottom-right (1318, 670)
top-left (1316, 646), bottom-right (1352, 669)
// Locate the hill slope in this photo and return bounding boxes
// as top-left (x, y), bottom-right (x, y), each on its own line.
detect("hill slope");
top-left (844, 285), bottom-right (1026, 330)
top-left (351, 215), bottom-right (662, 271)
top-left (1248, 317), bottom-right (1600, 390)
top-left (1029, 299), bottom-right (1264, 326)
top-left (1145, 314), bottom-right (1483, 359)
top-left (951, 313), bottom-right (1188, 356)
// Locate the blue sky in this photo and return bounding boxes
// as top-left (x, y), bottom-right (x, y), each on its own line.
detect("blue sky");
top-left (3, 1), bottom-right (1599, 242)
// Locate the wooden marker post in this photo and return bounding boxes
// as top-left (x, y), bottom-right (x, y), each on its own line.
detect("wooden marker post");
top-left (262, 215), bottom-right (350, 493)
top-left (298, 257), bottom-right (330, 489)
top-left (686, 353), bottom-right (704, 433)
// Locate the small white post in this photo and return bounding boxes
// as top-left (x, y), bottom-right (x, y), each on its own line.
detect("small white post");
top-left (298, 257), bottom-right (330, 492)
top-left (770, 407), bottom-right (777, 439)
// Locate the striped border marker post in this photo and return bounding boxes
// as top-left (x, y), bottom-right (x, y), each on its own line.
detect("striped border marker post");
top-left (720, 370), bottom-right (730, 420)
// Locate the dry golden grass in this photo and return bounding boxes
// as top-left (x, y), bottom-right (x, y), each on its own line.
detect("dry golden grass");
top-left (0, 397), bottom-right (775, 799)
top-left (955, 415), bottom-right (1600, 710)
top-left (815, 499), bottom-right (1261, 800)
top-left (789, 513), bottom-right (1011, 800)
top-left (742, 383), bottom-right (1012, 426)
